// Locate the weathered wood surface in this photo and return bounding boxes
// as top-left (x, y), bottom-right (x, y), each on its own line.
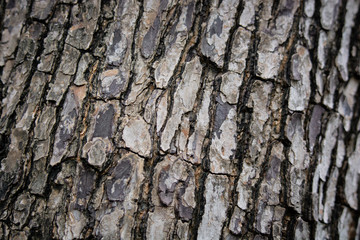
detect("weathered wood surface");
top-left (0, 0), bottom-right (360, 239)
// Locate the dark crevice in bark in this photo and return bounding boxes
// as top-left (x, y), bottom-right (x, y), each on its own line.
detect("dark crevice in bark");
top-left (0, 0), bottom-right (6, 112)
top-left (222, 2), bottom-right (263, 236)
top-left (249, 142), bottom-right (277, 234)
top-left (118, 1), bottom-right (151, 239)
top-left (282, 207), bottom-right (298, 240)
top-left (24, 0), bottom-right (36, 31)
top-left (333, 0), bottom-right (348, 70)
top-left (189, 168), bottom-right (208, 240)
top-left (278, 24), bottom-right (297, 221)
top-left (270, 0), bottom-right (281, 19)
top-left (153, 0), bottom-right (205, 151)
top-left (307, 0), bottom-right (322, 109)
top-left (200, 68), bottom-right (220, 172)
top-left (276, 0), bottom-right (309, 237)
top-left (222, 0), bottom-right (244, 71)
top-left (0, 21), bottom-right (52, 215)
top-left (222, 73), bottom-right (254, 237)
top-left (197, 53), bottom-right (223, 74)
top-left (76, 0), bottom-right (120, 167)
top-left (349, 6), bottom-right (360, 80)
top-left (0, 0), bottom-right (6, 42)
top-left (334, 80), bottom-right (360, 217)
top-left (119, 2), bottom-right (143, 105)
top-left (87, 0), bottom-right (117, 53)
top-left (308, 110), bottom-right (339, 239)
top-left (133, 153), bottom-right (161, 239)
top-left (184, 76), bottom-right (207, 154)
top-left (321, 142), bottom-right (340, 202)
top-left (188, 66), bottom-right (217, 240)
top-left (39, 5), bottom-right (73, 185)
top-left (148, 1), bottom-right (182, 65)
top-left (160, 7), bottom-right (201, 91)
top-left (330, 203), bottom-right (343, 240)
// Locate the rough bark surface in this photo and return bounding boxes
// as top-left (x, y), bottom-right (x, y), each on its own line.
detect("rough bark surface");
top-left (0, 0), bottom-right (360, 239)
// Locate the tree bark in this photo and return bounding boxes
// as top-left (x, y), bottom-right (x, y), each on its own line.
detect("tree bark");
top-left (0, 0), bottom-right (360, 239)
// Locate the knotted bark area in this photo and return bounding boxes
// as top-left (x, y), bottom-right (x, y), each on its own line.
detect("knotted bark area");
top-left (0, 0), bottom-right (360, 239)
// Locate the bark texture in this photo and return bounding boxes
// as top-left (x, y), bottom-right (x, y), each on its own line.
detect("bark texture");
top-left (0, 0), bottom-right (360, 239)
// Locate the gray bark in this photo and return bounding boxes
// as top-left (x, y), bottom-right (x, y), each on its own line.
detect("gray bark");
top-left (0, 0), bottom-right (360, 239)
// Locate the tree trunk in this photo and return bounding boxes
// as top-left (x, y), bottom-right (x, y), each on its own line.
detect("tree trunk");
top-left (1, 0), bottom-right (360, 239)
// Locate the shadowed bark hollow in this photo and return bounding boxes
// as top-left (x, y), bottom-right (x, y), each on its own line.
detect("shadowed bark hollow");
top-left (0, 0), bottom-right (360, 239)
